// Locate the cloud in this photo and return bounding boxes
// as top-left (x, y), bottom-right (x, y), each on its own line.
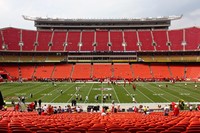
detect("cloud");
top-left (0, 0), bottom-right (200, 30)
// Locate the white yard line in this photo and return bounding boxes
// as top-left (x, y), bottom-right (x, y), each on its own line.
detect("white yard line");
top-left (67, 83), bottom-right (86, 103)
top-left (50, 83), bottom-right (77, 103)
top-left (135, 84), bottom-right (155, 102)
top-left (111, 84), bottom-right (120, 103)
top-left (84, 83), bottom-right (94, 103)
top-left (148, 83), bottom-right (181, 101)
top-left (170, 84), bottom-right (200, 101)
top-left (142, 84), bottom-right (171, 102)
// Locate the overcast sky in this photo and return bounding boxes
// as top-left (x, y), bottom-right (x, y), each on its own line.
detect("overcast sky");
top-left (0, 0), bottom-right (200, 30)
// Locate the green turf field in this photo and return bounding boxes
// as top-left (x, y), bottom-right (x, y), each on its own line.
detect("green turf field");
top-left (0, 82), bottom-right (199, 104)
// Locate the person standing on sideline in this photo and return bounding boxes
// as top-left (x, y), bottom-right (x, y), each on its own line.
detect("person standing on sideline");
top-left (38, 99), bottom-right (42, 107)
top-left (85, 96), bottom-right (89, 102)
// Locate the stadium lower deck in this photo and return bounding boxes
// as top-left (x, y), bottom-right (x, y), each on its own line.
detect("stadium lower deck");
top-left (1, 110), bottom-right (200, 133)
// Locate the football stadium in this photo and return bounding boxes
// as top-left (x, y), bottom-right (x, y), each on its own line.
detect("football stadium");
top-left (0, 11), bottom-right (200, 133)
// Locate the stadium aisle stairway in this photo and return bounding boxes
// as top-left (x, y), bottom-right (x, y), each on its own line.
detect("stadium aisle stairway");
top-left (0, 111), bottom-right (200, 132)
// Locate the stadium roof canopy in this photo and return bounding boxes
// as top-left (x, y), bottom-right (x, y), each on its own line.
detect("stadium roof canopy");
top-left (23, 15), bottom-right (182, 30)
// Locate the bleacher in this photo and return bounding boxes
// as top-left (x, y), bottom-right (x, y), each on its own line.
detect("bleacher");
top-left (0, 111), bottom-right (200, 133)
top-left (93, 63), bottom-right (112, 79)
top-left (71, 63), bottom-right (91, 80)
top-left (1, 27), bottom-right (200, 52)
top-left (52, 64), bottom-right (73, 79)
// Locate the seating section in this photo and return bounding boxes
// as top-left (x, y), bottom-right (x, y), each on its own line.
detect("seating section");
top-left (0, 30), bottom-right (3, 51)
top-left (37, 31), bottom-right (52, 51)
top-left (0, 64), bottom-right (199, 80)
top-left (113, 64), bottom-right (133, 79)
top-left (22, 29), bottom-right (36, 51)
top-left (168, 29), bottom-right (184, 51)
top-left (0, 65), bottom-right (19, 79)
top-left (186, 65), bottom-right (200, 80)
top-left (185, 27), bottom-right (200, 50)
top-left (81, 31), bottom-right (95, 51)
top-left (93, 63), bottom-right (112, 79)
top-left (20, 65), bottom-right (35, 80)
top-left (132, 64), bottom-right (152, 79)
top-left (96, 31), bottom-right (109, 51)
top-left (72, 64), bottom-right (91, 79)
top-left (169, 65), bottom-right (185, 79)
top-left (34, 64), bottom-right (54, 79)
top-left (110, 31), bottom-right (124, 51)
top-left (1, 27), bottom-right (200, 52)
top-left (124, 30), bottom-right (139, 51)
top-left (1, 111), bottom-right (200, 133)
top-left (152, 30), bottom-right (169, 51)
top-left (51, 31), bottom-right (66, 51)
top-left (66, 31), bottom-right (80, 51)
top-left (151, 64), bottom-right (171, 78)
top-left (2, 28), bottom-right (20, 50)
top-left (52, 64), bottom-right (73, 79)
top-left (138, 30), bottom-right (154, 51)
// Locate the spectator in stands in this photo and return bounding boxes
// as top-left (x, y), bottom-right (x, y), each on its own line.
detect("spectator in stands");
top-left (189, 105), bottom-right (193, 111)
top-left (173, 105), bottom-right (180, 116)
top-left (133, 106), bottom-right (138, 113)
top-left (110, 94), bottom-right (112, 99)
top-left (164, 105), bottom-right (170, 116)
top-left (143, 106), bottom-right (147, 114)
top-left (11, 99), bottom-right (15, 111)
top-left (21, 96), bottom-right (25, 103)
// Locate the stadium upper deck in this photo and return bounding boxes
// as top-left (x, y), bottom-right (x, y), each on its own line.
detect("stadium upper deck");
top-left (0, 15), bottom-right (199, 53)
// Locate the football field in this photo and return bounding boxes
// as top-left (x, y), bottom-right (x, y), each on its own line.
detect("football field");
top-left (0, 82), bottom-right (200, 104)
